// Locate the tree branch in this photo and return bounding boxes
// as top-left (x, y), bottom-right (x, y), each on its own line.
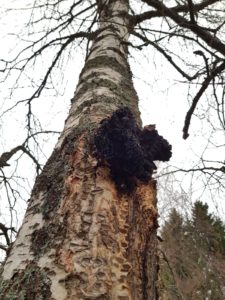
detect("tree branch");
top-left (0, 223), bottom-right (16, 246)
top-left (0, 146), bottom-right (24, 168)
top-left (141, 0), bottom-right (225, 56)
top-left (130, 31), bottom-right (197, 81)
top-left (187, 0), bottom-right (196, 23)
top-left (183, 60), bottom-right (225, 139)
top-left (133, 0), bottom-right (220, 25)
top-left (0, 131), bottom-right (59, 170)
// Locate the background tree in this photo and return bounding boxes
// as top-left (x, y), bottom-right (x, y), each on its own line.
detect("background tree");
top-left (0, 0), bottom-right (225, 298)
top-left (160, 202), bottom-right (225, 300)
top-left (192, 201), bottom-right (225, 254)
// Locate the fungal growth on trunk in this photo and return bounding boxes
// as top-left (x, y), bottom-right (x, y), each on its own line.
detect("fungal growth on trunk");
top-left (94, 107), bottom-right (172, 192)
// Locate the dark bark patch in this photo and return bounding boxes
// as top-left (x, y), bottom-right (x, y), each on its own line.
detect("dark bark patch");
top-left (94, 33), bottom-right (118, 44)
top-left (80, 56), bottom-right (129, 78)
top-left (63, 273), bottom-right (91, 298)
top-left (75, 78), bottom-right (137, 110)
top-left (100, 224), bottom-right (119, 251)
top-left (106, 47), bottom-right (127, 59)
top-left (71, 95), bottom-right (116, 114)
top-left (31, 223), bottom-right (63, 257)
top-left (32, 126), bottom-right (88, 219)
top-left (0, 262), bottom-right (51, 300)
top-left (41, 180), bottom-right (64, 219)
top-left (31, 147), bottom-right (66, 219)
top-left (94, 107), bottom-right (172, 193)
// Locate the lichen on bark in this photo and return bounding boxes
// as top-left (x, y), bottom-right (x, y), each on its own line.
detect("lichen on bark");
top-left (0, 262), bottom-right (51, 299)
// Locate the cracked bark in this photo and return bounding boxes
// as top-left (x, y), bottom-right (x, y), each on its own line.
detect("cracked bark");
top-left (0, 1), bottom-right (159, 299)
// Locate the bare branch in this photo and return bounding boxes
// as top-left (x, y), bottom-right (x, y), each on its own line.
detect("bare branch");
top-left (0, 243), bottom-right (8, 252)
top-left (187, 0), bottom-right (196, 23)
top-left (159, 165), bottom-right (225, 176)
top-left (133, 0), bottom-right (220, 25)
top-left (141, 0), bottom-right (225, 56)
top-left (0, 130), bottom-right (59, 171)
top-left (183, 60), bottom-right (225, 139)
top-left (194, 50), bottom-right (210, 76)
top-left (0, 223), bottom-right (15, 246)
top-left (0, 146), bottom-right (24, 168)
top-left (130, 31), bottom-right (197, 81)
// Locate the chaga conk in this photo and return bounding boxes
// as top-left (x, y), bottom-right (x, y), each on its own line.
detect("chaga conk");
top-left (94, 107), bottom-right (172, 193)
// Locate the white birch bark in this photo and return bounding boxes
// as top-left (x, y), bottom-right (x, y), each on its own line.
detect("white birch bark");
top-left (0, 1), bottom-right (159, 299)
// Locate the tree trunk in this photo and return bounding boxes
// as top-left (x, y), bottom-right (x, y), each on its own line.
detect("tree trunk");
top-left (0, 1), bottom-right (159, 299)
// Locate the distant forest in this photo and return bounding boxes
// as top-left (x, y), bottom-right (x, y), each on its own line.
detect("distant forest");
top-left (159, 201), bottom-right (225, 300)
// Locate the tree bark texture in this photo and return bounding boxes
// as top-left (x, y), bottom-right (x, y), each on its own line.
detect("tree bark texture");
top-left (0, 1), bottom-right (159, 299)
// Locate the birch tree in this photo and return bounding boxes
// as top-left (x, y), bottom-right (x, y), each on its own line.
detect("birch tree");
top-left (0, 0), bottom-right (225, 299)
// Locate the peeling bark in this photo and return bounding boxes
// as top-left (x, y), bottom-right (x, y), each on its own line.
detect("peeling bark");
top-left (0, 1), bottom-right (167, 299)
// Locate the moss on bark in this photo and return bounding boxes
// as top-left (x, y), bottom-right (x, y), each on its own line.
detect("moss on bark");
top-left (0, 262), bottom-right (51, 300)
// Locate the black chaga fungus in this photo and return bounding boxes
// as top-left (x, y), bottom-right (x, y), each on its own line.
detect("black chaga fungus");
top-left (94, 107), bottom-right (172, 193)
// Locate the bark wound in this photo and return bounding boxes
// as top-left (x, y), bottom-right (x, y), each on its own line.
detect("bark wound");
top-left (33, 127), bottom-right (86, 220)
top-left (136, 182), bottom-right (159, 299)
top-left (94, 107), bottom-right (172, 193)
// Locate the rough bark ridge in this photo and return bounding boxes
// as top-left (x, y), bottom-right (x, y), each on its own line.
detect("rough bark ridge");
top-left (0, 1), bottom-right (164, 299)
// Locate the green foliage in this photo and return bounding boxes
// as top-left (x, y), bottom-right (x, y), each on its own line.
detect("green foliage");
top-left (191, 201), bottom-right (225, 255)
top-left (159, 202), bottom-right (225, 300)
